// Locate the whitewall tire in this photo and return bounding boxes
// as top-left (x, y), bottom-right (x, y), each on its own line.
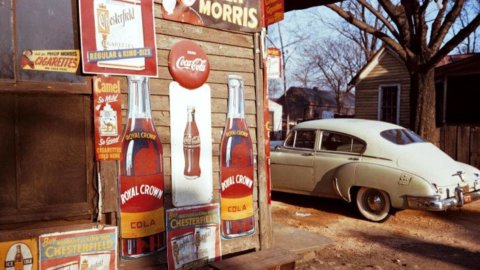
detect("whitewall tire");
top-left (355, 187), bottom-right (391, 222)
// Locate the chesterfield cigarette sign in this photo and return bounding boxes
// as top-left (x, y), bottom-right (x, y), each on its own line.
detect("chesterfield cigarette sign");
top-left (79, 0), bottom-right (158, 76)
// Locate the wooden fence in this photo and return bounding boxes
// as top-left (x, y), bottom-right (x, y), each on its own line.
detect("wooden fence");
top-left (440, 125), bottom-right (480, 168)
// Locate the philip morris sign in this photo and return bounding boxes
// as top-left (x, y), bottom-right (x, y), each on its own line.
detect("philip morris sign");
top-left (162, 0), bottom-right (262, 32)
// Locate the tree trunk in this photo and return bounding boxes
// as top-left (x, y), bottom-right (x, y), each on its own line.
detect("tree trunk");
top-left (410, 69), bottom-right (439, 144)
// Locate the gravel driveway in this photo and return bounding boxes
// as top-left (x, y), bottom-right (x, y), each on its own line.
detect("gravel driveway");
top-left (272, 192), bottom-right (480, 270)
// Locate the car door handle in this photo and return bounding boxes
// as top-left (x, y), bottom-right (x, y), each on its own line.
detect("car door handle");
top-left (301, 152), bottom-right (314, 156)
top-left (348, 157), bottom-right (359, 161)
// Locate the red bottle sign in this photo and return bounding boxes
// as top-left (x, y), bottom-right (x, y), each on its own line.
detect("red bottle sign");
top-left (168, 40), bottom-right (210, 90)
top-left (183, 106), bottom-right (201, 179)
top-left (119, 76), bottom-right (165, 258)
top-left (220, 75), bottom-right (255, 238)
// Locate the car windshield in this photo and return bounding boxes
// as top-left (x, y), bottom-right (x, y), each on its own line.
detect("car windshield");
top-left (380, 129), bottom-right (425, 145)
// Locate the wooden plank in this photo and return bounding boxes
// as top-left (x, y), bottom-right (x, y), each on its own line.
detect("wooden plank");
top-left (138, 79), bottom-right (256, 100)
top-left (156, 34), bottom-right (254, 59)
top-left (156, 66), bottom-right (256, 86)
top-left (457, 126), bottom-right (471, 164)
top-left (0, 221), bottom-right (97, 242)
top-left (209, 248), bottom-right (297, 270)
top-left (99, 160), bottom-right (118, 213)
top-left (0, 80), bottom-right (91, 94)
top-left (156, 49), bottom-right (255, 73)
top-left (154, 18), bottom-right (254, 49)
top-left (254, 33), bottom-right (272, 250)
top-left (442, 126), bottom-right (457, 160)
top-left (470, 127), bottom-right (480, 168)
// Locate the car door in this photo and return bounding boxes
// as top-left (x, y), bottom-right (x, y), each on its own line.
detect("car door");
top-left (312, 131), bottom-right (366, 197)
top-left (271, 129), bottom-right (318, 193)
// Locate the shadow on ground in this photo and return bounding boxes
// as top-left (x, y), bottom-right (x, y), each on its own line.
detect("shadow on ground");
top-left (272, 191), bottom-right (359, 219)
top-left (350, 229), bottom-right (480, 269)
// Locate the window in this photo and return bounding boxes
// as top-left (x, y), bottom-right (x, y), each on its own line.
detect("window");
top-left (284, 129), bottom-right (316, 150)
top-left (378, 85), bottom-right (400, 124)
top-left (0, 93), bottom-right (94, 224)
top-left (320, 131), bottom-right (365, 154)
top-left (0, 1), bottom-right (93, 225)
top-left (0, 0), bottom-right (14, 80)
top-left (380, 129), bottom-right (424, 145)
top-left (444, 75), bottom-right (480, 125)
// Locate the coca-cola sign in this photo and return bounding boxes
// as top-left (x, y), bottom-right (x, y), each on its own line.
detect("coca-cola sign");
top-left (168, 40), bottom-right (210, 90)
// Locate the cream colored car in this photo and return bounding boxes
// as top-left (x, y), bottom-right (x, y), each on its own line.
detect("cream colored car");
top-left (271, 119), bottom-right (480, 222)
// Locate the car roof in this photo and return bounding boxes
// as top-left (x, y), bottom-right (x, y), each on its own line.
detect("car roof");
top-left (293, 118), bottom-right (401, 135)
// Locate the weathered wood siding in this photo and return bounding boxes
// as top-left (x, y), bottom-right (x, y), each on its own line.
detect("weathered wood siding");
top-left (101, 2), bottom-right (269, 268)
top-left (440, 125), bottom-right (480, 168)
top-left (355, 51), bottom-right (411, 128)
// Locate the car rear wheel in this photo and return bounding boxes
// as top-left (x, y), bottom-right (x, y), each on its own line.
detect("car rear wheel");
top-left (355, 187), bottom-right (391, 222)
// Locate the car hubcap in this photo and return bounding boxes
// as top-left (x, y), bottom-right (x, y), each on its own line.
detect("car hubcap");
top-left (365, 191), bottom-right (385, 213)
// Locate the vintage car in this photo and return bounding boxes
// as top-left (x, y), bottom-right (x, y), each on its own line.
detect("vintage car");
top-left (271, 119), bottom-right (480, 222)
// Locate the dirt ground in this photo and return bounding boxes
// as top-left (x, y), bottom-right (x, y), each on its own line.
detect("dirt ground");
top-left (271, 192), bottom-right (480, 270)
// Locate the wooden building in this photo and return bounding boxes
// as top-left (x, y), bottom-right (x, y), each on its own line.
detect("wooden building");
top-left (0, 1), bottom-right (270, 269)
top-left (350, 46), bottom-right (411, 127)
top-left (276, 86), bottom-right (355, 127)
top-left (351, 46), bottom-right (480, 168)
top-left (435, 54), bottom-right (480, 169)
top-left (0, 0), bottom-right (341, 269)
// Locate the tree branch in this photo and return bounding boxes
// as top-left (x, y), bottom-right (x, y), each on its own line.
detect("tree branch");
top-left (378, 0), bottom-right (410, 46)
top-left (358, 0), bottom-right (400, 40)
top-left (327, 3), bottom-right (407, 60)
top-left (429, 0), bottom-right (465, 52)
top-left (426, 13), bottom-right (480, 70)
top-left (430, 0), bottom-right (449, 41)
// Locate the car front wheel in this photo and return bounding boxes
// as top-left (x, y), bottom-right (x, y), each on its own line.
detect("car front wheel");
top-left (355, 187), bottom-right (391, 222)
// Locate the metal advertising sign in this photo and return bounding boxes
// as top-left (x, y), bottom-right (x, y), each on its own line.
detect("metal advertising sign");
top-left (219, 75), bottom-right (255, 239)
top-left (38, 227), bottom-right (117, 270)
top-left (0, 238), bottom-right (37, 270)
top-left (20, 50), bottom-right (80, 73)
top-left (168, 40), bottom-right (210, 90)
top-left (263, 0), bottom-right (284, 26)
top-left (93, 76), bottom-right (122, 161)
top-left (79, 0), bottom-right (158, 76)
top-left (169, 81), bottom-right (213, 207)
top-left (267, 48), bottom-right (282, 79)
top-left (161, 0), bottom-right (262, 32)
top-left (166, 204), bottom-right (221, 270)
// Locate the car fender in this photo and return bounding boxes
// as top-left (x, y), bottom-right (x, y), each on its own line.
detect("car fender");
top-left (332, 162), bottom-right (358, 202)
top-left (335, 162), bottom-right (436, 208)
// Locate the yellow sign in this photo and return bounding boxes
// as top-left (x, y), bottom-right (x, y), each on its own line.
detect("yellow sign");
top-left (220, 195), bottom-right (254, 220)
top-left (21, 50), bottom-right (80, 73)
top-left (120, 208), bottom-right (166, 238)
top-left (0, 238), bottom-right (38, 270)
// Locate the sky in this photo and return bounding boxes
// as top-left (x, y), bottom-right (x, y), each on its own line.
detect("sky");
top-left (266, 2), bottom-right (480, 98)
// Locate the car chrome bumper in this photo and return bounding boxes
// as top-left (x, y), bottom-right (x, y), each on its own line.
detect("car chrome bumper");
top-left (406, 188), bottom-right (480, 211)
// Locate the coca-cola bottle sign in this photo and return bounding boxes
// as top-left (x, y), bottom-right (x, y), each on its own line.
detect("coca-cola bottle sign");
top-left (168, 40), bottom-right (210, 90)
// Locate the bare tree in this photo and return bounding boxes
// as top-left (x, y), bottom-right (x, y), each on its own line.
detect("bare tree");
top-left (453, 1), bottom-right (480, 53)
top-left (296, 37), bottom-right (363, 114)
top-left (327, 0), bottom-right (480, 143)
top-left (267, 12), bottom-right (311, 132)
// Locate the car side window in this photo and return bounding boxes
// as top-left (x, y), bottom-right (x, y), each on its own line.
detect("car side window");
top-left (295, 130), bottom-right (316, 149)
top-left (321, 131), bottom-right (365, 154)
top-left (283, 129), bottom-right (316, 150)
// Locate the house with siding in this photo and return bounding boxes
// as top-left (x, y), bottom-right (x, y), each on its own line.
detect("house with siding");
top-left (276, 87), bottom-right (355, 127)
top-left (351, 47), bottom-right (480, 168)
top-left (349, 46), bottom-right (411, 127)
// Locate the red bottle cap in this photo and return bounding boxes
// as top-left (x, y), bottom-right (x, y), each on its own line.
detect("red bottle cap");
top-left (168, 40), bottom-right (210, 90)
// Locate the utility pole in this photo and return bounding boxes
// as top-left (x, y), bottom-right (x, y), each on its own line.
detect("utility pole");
top-left (277, 24), bottom-right (290, 135)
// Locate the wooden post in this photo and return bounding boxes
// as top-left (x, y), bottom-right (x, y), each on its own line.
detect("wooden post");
top-left (254, 33), bottom-right (272, 250)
